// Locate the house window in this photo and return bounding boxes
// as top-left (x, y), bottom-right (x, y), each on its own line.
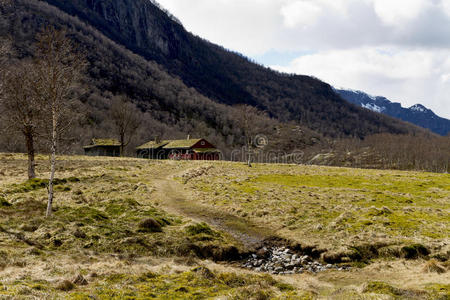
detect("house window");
top-left (200, 141), bottom-right (205, 146)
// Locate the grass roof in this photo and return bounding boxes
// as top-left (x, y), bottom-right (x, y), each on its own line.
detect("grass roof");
top-left (163, 139), bottom-right (202, 149)
top-left (84, 138), bottom-right (121, 148)
top-left (136, 139), bottom-right (205, 150)
top-left (136, 141), bottom-right (170, 150)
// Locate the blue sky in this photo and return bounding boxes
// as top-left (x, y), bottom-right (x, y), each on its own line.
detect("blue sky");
top-left (253, 50), bottom-right (312, 67)
top-left (157, 0), bottom-right (450, 119)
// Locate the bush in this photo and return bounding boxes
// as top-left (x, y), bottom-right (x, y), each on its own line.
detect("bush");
top-left (56, 280), bottom-right (75, 291)
top-left (138, 218), bottom-right (162, 233)
top-left (363, 281), bottom-right (403, 296)
top-left (185, 223), bottom-right (217, 236)
top-left (0, 196), bottom-right (11, 207)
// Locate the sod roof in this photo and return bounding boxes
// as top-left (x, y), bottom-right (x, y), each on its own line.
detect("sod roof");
top-left (163, 139), bottom-right (202, 149)
top-left (136, 139), bottom-right (206, 150)
top-left (136, 141), bottom-right (170, 150)
top-left (83, 138), bottom-right (121, 149)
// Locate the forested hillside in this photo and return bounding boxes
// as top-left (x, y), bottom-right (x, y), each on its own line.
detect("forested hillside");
top-left (1, 0), bottom-right (446, 170)
top-left (9, 0), bottom-right (425, 139)
top-left (44, 0), bottom-right (428, 138)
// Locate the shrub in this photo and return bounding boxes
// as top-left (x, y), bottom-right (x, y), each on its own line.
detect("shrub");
top-left (57, 280), bottom-right (75, 291)
top-left (185, 223), bottom-right (217, 236)
top-left (363, 281), bottom-right (403, 296)
top-left (0, 196), bottom-right (11, 207)
top-left (138, 218), bottom-right (162, 233)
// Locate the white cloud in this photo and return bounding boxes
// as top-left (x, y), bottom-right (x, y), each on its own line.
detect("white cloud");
top-left (156, 0), bottom-right (450, 118)
top-left (372, 0), bottom-right (429, 26)
top-left (441, 0), bottom-right (450, 17)
top-left (272, 47), bottom-right (450, 117)
top-left (280, 1), bottom-right (323, 28)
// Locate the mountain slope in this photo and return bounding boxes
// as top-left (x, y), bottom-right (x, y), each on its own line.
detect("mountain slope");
top-left (39, 0), bottom-right (424, 138)
top-left (1, 0), bottom-right (321, 155)
top-left (337, 89), bottom-right (450, 136)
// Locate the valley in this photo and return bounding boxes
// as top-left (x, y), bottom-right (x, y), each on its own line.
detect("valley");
top-left (0, 154), bottom-right (448, 299)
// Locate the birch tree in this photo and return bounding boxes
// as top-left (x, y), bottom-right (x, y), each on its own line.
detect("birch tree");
top-left (235, 104), bottom-right (265, 167)
top-left (0, 60), bottom-right (40, 179)
top-left (1, 38), bottom-right (39, 179)
top-left (33, 27), bottom-right (85, 217)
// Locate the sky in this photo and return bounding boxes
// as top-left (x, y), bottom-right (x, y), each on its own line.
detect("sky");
top-left (157, 0), bottom-right (450, 119)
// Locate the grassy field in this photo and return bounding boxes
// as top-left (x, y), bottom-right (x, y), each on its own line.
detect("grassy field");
top-left (0, 153), bottom-right (448, 299)
top-left (186, 163), bottom-right (449, 258)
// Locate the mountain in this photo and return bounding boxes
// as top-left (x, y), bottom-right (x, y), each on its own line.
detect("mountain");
top-left (32, 0), bottom-right (426, 138)
top-left (0, 0), bottom-right (428, 157)
top-left (336, 89), bottom-right (450, 136)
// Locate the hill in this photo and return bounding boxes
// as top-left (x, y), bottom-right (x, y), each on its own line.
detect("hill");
top-left (1, 0), bottom-right (425, 153)
top-left (337, 89), bottom-right (450, 136)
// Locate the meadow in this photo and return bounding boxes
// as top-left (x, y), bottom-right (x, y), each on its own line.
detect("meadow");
top-left (0, 153), bottom-right (448, 299)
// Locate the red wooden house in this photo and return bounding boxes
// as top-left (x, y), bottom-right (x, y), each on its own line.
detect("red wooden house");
top-left (136, 138), bottom-right (221, 160)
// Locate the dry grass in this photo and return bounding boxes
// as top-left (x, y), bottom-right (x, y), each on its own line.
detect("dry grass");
top-left (185, 163), bottom-right (449, 259)
top-left (0, 153), bottom-right (449, 299)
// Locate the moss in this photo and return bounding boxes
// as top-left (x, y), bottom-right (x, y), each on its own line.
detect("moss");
top-left (9, 177), bottom-right (80, 193)
top-left (363, 281), bottom-right (403, 297)
top-left (57, 207), bottom-right (109, 225)
top-left (138, 218), bottom-right (163, 233)
top-left (57, 280), bottom-right (75, 291)
top-left (0, 196), bottom-right (11, 207)
top-left (186, 222), bottom-right (219, 237)
top-left (190, 163), bottom-right (450, 256)
top-left (65, 270), bottom-right (296, 299)
top-left (348, 244), bottom-right (380, 262)
top-left (426, 284), bottom-right (450, 300)
top-left (55, 185), bottom-right (71, 192)
top-left (401, 244), bottom-right (430, 259)
top-left (274, 282), bottom-right (295, 292)
top-left (218, 273), bottom-right (250, 287)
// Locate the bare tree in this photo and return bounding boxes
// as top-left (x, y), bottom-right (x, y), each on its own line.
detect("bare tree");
top-left (33, 27), bottom-right (85, 217)
top-left (110, 96), bottom-right (140, 156)
top-left (234, 104), bottom-right (266, 167)
top-left (0, 0), bottom-right (11, 6)
top-left (0, 61), bottom-right (41, 179)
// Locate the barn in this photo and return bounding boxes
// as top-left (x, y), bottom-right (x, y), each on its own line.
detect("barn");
top-left (83, 138), bottom-right (121, 157)
top-left (136, 138), bottom-right (220, 160)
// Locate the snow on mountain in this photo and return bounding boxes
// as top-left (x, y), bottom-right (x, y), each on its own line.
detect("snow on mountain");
top-left (336, 88), bottom-right (450, 136)
top-left (409, 104), bottom-right (427, 113)
top-left (362, 102), bottom-right (386, 113)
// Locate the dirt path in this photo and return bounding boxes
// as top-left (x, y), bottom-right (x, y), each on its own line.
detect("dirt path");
top-left (152, 173), bottom-right (270, 250)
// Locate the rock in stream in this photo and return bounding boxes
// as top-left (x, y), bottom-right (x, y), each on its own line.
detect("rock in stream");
top-left (242, 246), bottom-right (349, 275)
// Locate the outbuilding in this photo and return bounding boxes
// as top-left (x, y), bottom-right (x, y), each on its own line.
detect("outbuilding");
top-left (83, 138), bottom-right (121, 157)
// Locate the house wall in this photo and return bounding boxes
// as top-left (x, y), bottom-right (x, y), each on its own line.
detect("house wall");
top-left (137, 139), bottom-right (220, 160)
top-left (191, 139), bottom-right (215, 149)
top-left (85, 146), bottom-right (120, 157)
top-left (137, 148), bottom-right (168, 159)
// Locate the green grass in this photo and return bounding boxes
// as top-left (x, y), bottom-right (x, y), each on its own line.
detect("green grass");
top-left (0, 154), bottom-right (448, 299)
top-left (66, 269), bottom-right (298, 299)
top-left (189, 163), bottom-right (450, 257)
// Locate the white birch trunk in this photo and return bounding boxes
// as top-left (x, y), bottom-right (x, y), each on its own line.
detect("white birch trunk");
top-left (46, 105), bottom-right (57, 217)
